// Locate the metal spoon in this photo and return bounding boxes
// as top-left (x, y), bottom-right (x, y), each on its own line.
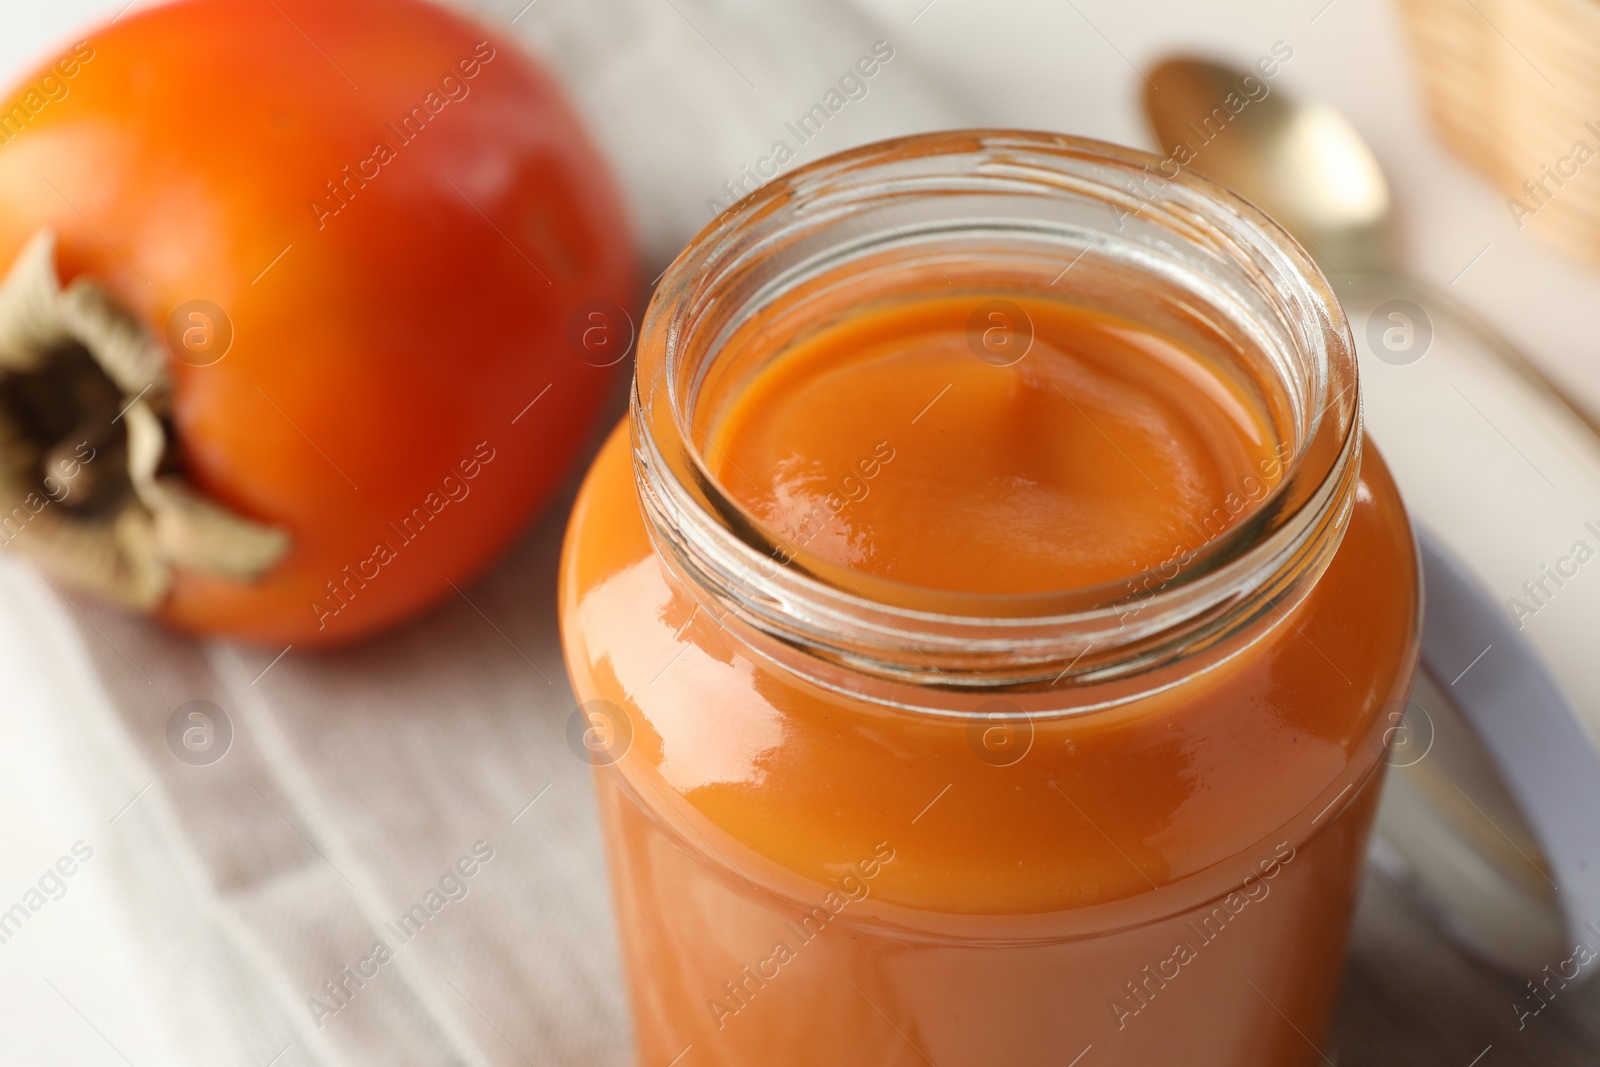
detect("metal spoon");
top-left (1143, 57), bottom-right (1600, 975)
top-left (1144, 57), bottom-right (1394, 276)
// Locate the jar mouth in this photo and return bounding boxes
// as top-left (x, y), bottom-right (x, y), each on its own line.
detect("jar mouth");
top-left (633, 130), bottom-right (1359, 696)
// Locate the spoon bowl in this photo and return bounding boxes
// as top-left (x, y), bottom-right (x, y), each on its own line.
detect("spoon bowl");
top-left (1145, 57), bottom-right (1394, 275)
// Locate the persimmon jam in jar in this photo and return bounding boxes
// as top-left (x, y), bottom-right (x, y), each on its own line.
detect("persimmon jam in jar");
top-left (559, 131), bottom-right (1419, 1067)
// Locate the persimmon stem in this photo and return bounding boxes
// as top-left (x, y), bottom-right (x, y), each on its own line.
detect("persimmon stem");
top-left (0, 230), bottom-right (289, 610)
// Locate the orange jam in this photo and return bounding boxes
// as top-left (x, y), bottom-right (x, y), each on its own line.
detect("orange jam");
top-left (705, 293), bottom-right (1282, 595)
top-left (559, 132), bottom-right (1419, 1067)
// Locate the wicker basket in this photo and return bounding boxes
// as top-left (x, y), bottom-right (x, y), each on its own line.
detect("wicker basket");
top-left (1397, 0), bottom-right (1600, 266)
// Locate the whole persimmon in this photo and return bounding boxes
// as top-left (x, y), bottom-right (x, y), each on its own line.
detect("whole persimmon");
top-left (0, 0), bottom-right (635, 646)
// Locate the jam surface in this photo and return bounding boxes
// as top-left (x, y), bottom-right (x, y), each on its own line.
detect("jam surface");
top-left (706, 294), bottom-right (1283, 594)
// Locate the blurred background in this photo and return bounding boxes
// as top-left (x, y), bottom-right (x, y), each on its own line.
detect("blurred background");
top-left (4, 0), bottom-right (1600, 1063)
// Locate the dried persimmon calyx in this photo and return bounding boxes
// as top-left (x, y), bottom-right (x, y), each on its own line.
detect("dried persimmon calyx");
top-left (0, 229), bottom-right (289, 610)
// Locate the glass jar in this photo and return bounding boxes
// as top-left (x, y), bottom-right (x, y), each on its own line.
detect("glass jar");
top-left (559, 130), bottom-right (1419, 1067)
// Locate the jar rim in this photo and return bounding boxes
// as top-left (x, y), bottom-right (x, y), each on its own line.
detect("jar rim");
top-left (631, 129), bottom-right (1360, 696)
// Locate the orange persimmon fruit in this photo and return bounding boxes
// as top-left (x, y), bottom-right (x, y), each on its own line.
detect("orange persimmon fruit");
top-left (0, 0), bottom-right (636, 645)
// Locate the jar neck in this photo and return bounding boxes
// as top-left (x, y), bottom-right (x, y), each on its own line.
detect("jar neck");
top-left (632, 131), bottom-right (1359, 710)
